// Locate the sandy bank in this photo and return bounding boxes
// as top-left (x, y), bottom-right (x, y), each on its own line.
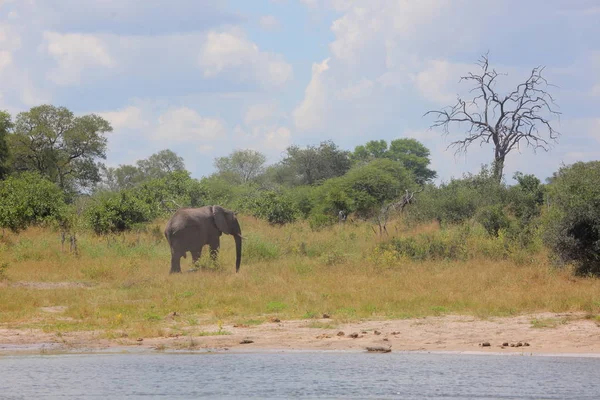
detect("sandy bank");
top-left (1, 312), bottom-right (599, 356)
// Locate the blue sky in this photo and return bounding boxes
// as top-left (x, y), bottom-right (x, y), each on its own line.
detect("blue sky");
top-left (1, 0), bottom-right (599, 183)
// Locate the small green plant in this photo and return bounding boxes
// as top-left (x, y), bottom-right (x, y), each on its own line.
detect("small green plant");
top-left (143, 312), bottom-right (162, 322)
top-left (244, 235), bottom-right (280, 261)
top-left (530, 317), bottom-right (568, 329)
top-left (266, 301), bottom-right (287, 312)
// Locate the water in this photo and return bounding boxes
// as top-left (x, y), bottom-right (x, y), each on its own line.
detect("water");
top-left (1, 351), bottom-right (599, 399)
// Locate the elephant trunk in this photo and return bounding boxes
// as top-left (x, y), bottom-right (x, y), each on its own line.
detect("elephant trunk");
top-left (232, 218), bottom-right (242, 273)
top-left (234, 234), bottom-right (242, 273)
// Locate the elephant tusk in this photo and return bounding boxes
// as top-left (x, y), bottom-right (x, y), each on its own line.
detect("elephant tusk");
top-left (236, 233), bottom-right (247, 239)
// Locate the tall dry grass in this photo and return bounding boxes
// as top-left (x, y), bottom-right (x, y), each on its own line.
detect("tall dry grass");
top-left (1, 216), bottom-right (599, 339)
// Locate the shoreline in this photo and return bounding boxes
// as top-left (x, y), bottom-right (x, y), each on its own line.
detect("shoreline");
top-left (2, 312), bottom-right (599, 357)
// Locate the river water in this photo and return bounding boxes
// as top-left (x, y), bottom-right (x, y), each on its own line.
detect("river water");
top-left (1, 351), bottom-right (599, 399)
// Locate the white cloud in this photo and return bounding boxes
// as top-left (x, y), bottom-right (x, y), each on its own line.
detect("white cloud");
top-left (336, 79), bottom-right (373, 101)
top-left (413, 60), bottom-right (467, 104)
top-left (155, 107), bottom-right (227, 142)
top-left (42, 31), bottom-right (115, 85)
top-left (98, 106), bottom-right (148, 131)
top-left (292, 58), bottom-right (330, 131)
top-left (233, 123), bottom-right (292, 159)
top-left (259, 15), bottom-right (282, 31)
top-left (198, 29), bottom-right (292, 89)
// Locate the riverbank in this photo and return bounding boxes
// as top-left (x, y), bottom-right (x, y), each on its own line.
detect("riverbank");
top-left (2, 312), bottom-right (599, 356)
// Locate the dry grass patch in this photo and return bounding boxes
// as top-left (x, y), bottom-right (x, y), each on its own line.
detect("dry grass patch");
top-left (1, 217), bottom-right (600, 339)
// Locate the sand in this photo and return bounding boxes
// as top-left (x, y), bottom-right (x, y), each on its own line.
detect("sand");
top-left (1, 312), bottom-right (599, 356)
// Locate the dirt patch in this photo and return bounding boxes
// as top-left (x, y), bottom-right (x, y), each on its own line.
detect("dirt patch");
top-left (1, 312), bottom-right (599, 355)
top-left (7, 281), bottom-right (94, 289)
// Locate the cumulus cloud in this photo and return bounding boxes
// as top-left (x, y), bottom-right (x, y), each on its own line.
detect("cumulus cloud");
top-left (292, 58), bottom-right (330, 131)
top-left (198, 29), bottom-right (293, 89)
top-left (98, 106), bottom-right (148, 131)
top-left (155, 107), bottom-right (227, 142)
top-left (42, 31), bottom-right (115, 85)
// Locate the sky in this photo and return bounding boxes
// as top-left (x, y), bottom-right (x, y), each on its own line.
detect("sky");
top-left (1, 0), bottom-right (599, 183)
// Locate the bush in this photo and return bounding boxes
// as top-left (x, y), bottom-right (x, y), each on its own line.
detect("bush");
top-left (308, 213), bottom-right (336, 231)
top-left (407, 166), bottom-right (507, 225)
top-left (86, 191), bottom-right (152, 235)
top-left (544, 162), bottom-right (600, 275)
top-left (0, 172), bottom-right (67, 232)
top-left (476, 205), bottom-right (511, 237)
top-left (246, 191), bottom-right (298, 225)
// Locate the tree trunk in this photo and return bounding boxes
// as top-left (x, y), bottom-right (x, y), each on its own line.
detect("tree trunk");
top-left (493, 155), bottom-right (505, 183)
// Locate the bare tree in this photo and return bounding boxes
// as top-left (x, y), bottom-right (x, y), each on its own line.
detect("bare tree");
top-left (425, 54), bottom-right (560, 181)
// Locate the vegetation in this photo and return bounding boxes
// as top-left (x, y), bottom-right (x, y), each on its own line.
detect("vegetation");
top-left (0, 87), bottom-right (597, 340)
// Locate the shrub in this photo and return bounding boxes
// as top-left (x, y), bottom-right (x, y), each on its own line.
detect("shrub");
top-left (246, 191), bottom-right (298, 225)
top-left (0, 172), bottom-right (67, 232)
top-left (86, 191), bottom-right (152, 235)
top-left (544, 161), bottom-right (600, 275)
top-left (476, 205), bottom-right (511, 237)
top-left (308, 213), bottom-right (336, 231)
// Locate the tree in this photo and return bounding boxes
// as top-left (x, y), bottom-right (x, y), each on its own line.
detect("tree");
top-left (101, 149), bottom-right (187, 191)
top-left (137, 149), bottom-right (186, 179)
top-left (352, 138), bottom-right (436, 184)
top-left (544, 161), bottom-right (600, 275)
top-left (282, 140), bottom-right (351, 185)
top-left (8, 105), bottom-right (112, 193)
top-left (214, 149), bottom-right (267, 184)
top-left (0, 111), bottom-right (11, 180)
top-left (426, 54), bottom-right (560, 182)
top-left (387, 139), bottom-right (436, 184)
top-left (352, 140), bottom-right (388, 162)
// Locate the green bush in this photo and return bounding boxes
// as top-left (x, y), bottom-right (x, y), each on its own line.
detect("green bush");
top-left (544, 161), bottom-right (600, 275)
top-left (246, 190), bottom-right (298, 225)
top-left (308, 213), bottom-right (336, 231)
top-left (476, 205), bottom-right (511, 237)
top-left (86, 191), bottom-right (152, 235)
top-left (407, 166), bottom-right (507, 225)
top-left (0, 172), bottom-right (67, 232)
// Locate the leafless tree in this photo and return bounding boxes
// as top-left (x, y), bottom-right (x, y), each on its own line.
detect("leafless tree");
top-left (425, 54), bottom-right (560, 181)
top-left (372, 188), bottom-right (423, 235)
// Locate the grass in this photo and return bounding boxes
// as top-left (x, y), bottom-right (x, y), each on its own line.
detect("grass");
top-left (1, 216), bottom-right (600, 339)
top-left (530, 317), bottom-right (569, 329)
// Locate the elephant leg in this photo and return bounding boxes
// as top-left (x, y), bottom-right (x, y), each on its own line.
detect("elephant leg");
top-left (209, 238), bottom-right (220, 262)
top-left (191, 248), bottom-right (202, 268)
top-left (170, 252), bottom-right (182, 274)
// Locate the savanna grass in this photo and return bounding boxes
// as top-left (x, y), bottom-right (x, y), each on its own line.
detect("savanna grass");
top-left (1, 216), bottom-right (600, 339)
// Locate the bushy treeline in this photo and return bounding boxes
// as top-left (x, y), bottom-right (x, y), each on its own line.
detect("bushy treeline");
top-left (1, 105), bottom-right (599, 276)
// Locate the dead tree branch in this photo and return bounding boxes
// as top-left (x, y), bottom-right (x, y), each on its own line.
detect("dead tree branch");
top-left (424, 53), bottom-right (560, 181)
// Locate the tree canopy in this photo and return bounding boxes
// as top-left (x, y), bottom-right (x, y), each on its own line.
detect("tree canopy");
top-left (8, 105), bottom-right (112, 193)
top-left (214, 149), bottom-right (267, 184)
top-left (102, 149), bottom-right (187, 191)
top-left (280, 140), bottom-right (352, 186)
top-left (352, 138), bottom-right (436, 184)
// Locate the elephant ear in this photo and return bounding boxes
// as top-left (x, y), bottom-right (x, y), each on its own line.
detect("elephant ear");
top-left (212, 205), bottom-right (231, 234)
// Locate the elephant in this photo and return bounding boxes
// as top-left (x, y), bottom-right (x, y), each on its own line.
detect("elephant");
top-left (164, 205), bottom-right (242, 274)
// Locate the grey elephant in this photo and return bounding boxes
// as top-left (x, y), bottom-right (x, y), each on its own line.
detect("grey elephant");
top-left (164, 205), bottom-right (242, 274)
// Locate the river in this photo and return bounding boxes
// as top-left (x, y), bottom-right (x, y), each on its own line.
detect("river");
top-left (1, 351), bottom-right (599, 399)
